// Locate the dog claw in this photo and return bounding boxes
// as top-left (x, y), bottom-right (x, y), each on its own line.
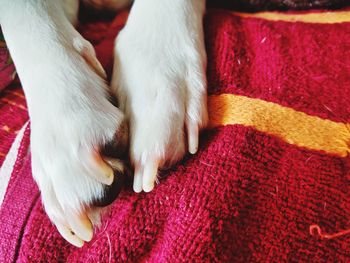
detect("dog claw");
top-left (142, 158), bottom-right (159, 192)
top-left (73, 37), bottom-right (107, 79)
top-left (187, 120), bottom-right (199, 154)
top-left (104, 157), bottom-right (125, 173)
top-left (66, 212), bottom-right (93, 242)
top-left (133, 164), bottom-right (143, 193)
top-left (91, 152), bottom-right (114, 185)
top-left (56, 222), bottom-right (84, 248)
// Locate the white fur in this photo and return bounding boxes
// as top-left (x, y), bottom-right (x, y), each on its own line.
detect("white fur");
top-left (0, 0), bottom-right (126, 246)
top-left (63, 0), bottom-right (80, 26)
top-left (112, 0), bottom-right (208, 192)
top-left (0, 0), bottom-right (208, 246)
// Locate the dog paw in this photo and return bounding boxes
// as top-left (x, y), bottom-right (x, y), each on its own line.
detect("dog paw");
top-left (1, 1), bottom-right (129, 247)
top-left (27, 35), bottom-right (128, 247)
top-left (111, 13), bottom-right (208, 193)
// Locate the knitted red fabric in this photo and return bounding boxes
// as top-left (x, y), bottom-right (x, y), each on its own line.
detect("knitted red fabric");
top-left (0, 82), bottom-right (28, 166)
top-left (1, 9), bottom-right (350, 263)
top-left (0, 32), bottom-right (16, 93)
top-left (206, 11), bottom-right (350, 122)
top-left (0, 30), bottom-right (27, 166)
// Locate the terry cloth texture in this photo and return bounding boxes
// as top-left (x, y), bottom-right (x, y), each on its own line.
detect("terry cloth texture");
top-left (1, 8), bottom-right (350, 263)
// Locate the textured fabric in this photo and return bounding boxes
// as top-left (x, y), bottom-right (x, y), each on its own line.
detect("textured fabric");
top-left (0, 30), bottom-right (16, 92)
top-left (1, 8), bottom-right (350, 263)
top-left (208, 94), bottom-right (350, 157)
top-left (0, 83), bottom-right (28, 167)
top-left (207, 0), bottom-right (350, 11)
top-left (0, 122), bottom-right (28, 206)
top-left (235, 9), bottom-right (350, 23)
top-left (0, 25), bottom-right (26, 168)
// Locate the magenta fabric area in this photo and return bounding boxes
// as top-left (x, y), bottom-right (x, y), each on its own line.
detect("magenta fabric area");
top-left (0, 31), bottom-right (15, 93)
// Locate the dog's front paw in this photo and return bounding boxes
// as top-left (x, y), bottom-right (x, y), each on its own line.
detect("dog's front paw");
top-left (112, 17), bottom-right (208, 193)
top-left (27, 36), bottom-right (128, 247)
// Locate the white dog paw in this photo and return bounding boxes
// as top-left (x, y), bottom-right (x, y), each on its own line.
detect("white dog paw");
top-left (1, 0), bottom-right (129, 247)
top-left (27, 35), bottom-right (127, 247)
top-left (111, 12), bottom-right (208, 193)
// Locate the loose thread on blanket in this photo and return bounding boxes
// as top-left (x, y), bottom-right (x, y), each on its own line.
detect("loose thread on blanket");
top-left (310, 224), bottom-right (350, 239)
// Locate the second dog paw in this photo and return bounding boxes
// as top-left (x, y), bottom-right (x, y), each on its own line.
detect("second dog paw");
top-left (112, 20), bottom-right (208, 192)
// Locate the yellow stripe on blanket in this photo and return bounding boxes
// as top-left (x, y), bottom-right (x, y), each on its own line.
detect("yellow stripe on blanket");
top-left (208, 94), bottom-right (350, 157)
top-left (234, 11), bottom-right (350, 24)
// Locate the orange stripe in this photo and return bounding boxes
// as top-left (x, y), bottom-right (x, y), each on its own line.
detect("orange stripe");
top-left (208, 94), bottom-right (350, 157)
top-left (4, 90), bottom-right (25, 99)
top-left (2, 125), bottom-right (11, 133)
top-left (234, 10), bottom-right (350, 24)
top-left (1, 98), bottom-right (27, 110)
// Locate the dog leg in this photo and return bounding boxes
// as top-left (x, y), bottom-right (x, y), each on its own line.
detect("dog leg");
top-left (0, 0), bottom-right (126, 246)
top-left (111, 0), bottom-right (208, 192)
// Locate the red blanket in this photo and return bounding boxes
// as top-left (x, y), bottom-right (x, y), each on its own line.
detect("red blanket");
top-left (1, 8), bottom-right (350, 262)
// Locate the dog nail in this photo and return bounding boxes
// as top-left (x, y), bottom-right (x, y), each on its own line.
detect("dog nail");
top-left (56, 223), bottom-right (84, 248)
top-left (143, 182), bottom-right (154, 193)
top-left (67, 213), bottom-right (93, 242)
top-left (93, 152), bottom-right (114, 185)
top-left (104, 157), bottom-right (124, 173)
top-left (133, 164), bottom-right (143, 193)
top-left (187, 121), bottom-right (199, 154)
top-left (73, 37), bottom-right (107, 80)
top-left (142, 159), bottom-right (159, 192)
top-left (93, 59), bottom-right (107, 79)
